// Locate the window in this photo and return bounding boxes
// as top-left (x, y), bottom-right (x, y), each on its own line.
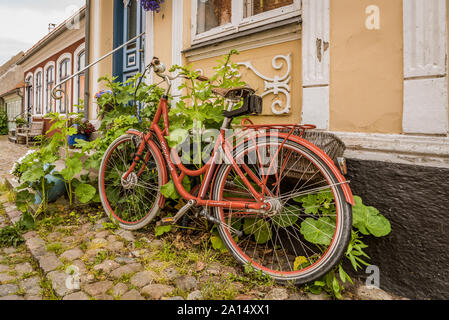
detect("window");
top-left (193, 0), bottom-right (300, 43)
top-left (127, 0), bottom-right (137, 41)
top-left (197, 0), bottom-right (232, 34)
top-left (25, 75), bottom-right (33, 117)
top-left (244, 0), bottom-right (294, 17)
top-left (35, 72), bottom-right (43, 115)
top-left (45, 66), bottom-right (55, 114)
top-left (57, 58), bottom-right (71, 114)
top-left (76, 51), bottom-right (85, 108)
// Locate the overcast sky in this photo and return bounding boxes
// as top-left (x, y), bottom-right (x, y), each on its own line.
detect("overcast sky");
top-left (0, 0), bottom-right (85, 66)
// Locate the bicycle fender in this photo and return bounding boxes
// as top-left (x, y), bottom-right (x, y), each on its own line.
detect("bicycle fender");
top-left (126, 129), bottom-right (168, 208)
top-left (249, 132), bottom-right (355, 206)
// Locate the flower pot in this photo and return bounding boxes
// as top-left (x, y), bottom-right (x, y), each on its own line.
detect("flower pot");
top-left (68, 133), bottom-right (88, 147)
top-left (34, 171), bottom-right (66, 205)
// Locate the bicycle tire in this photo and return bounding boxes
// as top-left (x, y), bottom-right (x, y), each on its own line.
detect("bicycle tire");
top-left (99, 134), bottom-right (163, 230)
top-left (211, 137), bottom-right (352, 284)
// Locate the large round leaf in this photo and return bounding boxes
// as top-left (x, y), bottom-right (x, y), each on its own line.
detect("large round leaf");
top-left (300, 217), bottom-right (336, 246)
top-left (272, 206), bottom-right (300, 227)
top-left (243, 218), bottom-right (272, 244)
top-left (75, 183), bottom-right (97, 204)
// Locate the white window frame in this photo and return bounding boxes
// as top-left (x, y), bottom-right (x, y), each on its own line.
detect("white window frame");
top-left (73, 44), bottom-right (86, 112)
top-left (44, 61), bottom-right (56, 115)
top-left (25, 72), bottom-right (33, 117)
top-left (191, 0), bottom-right (301, 45)
top-left (56, 53), bottom-right (72, 114)
top-left (34, 68), bottom-right (44, 116)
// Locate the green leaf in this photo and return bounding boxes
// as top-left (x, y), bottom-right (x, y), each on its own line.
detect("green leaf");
top-left (75, 183), bottom-right (97, 204)
top-left (272, 205), bottom-right (300, 227)
top-left (167, 128), bottom-right (189, 148)
top-left (338, 265), bottom-right (354, 284)
top-left (160, 180), bottom-right (180, 200)
top-left (21, 166), bottom-right (45, 183)
top-left (352, 196), bottom-right (391, 237)
top-left (61, 157), bottom-right (83, 181)
top-left (294, 194), bottom-right (320, 215)
top-left (210, 235), bottom-right (227, 252)
top-left (332, 276), bottom-right (342, 300)
top-left (243, 218), bottom-right (272, 244)
top-left (16, 212), bottom-right (35, 231)
top-left (155, 225), bottom-right (172, 237)
top-left (300, 217), bottom-right (335, 246)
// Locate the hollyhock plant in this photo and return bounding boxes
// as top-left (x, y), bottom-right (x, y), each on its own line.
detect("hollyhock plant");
top-left (140, 0), bottom-right (165, 12)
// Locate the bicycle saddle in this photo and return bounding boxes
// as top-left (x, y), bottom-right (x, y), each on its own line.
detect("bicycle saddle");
top-left (212, 86), bottom-right (256, 102)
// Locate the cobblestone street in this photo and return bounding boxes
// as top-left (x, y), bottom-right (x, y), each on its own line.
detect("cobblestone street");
top-left (0, 137), bottom-right (402, 301)
top-left (0, 136), bottom-right (28, 186)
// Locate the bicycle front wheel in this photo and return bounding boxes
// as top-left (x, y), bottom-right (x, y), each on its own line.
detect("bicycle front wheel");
top-left (99, 134), bottom-right (163, 230)
top-left (211, 137), bottom-right (352, 284)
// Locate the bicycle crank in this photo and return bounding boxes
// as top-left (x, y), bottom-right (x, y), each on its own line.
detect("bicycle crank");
top-left (198, 209), bottom-right (243, 238)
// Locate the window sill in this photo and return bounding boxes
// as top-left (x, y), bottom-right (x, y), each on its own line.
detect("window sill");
top-left (184, 16), bottom-right (301, 59)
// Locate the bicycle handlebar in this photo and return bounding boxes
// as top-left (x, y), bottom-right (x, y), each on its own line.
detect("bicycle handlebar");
top-left (149, 56), bottom-right (210, 83)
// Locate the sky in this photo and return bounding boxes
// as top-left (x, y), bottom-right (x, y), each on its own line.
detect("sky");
top-left (0, 0), bottom-right (85, 66)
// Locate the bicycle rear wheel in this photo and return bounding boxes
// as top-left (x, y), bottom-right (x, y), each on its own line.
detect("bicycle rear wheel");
top-left (99, 134), bottom-right (163, 230)
top-left (211, 137), bottom-right (352, 284)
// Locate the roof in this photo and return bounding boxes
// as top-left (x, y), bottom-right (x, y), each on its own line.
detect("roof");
top-left (0, 52), bottom-right (24, 76)
top-left (0, 81), bottom-right (24, 99)
top-left (16, 5), bottom-right (86, 66)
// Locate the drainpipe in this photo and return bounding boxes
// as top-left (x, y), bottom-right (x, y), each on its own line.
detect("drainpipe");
top-left (84, 0), bottom-right (91, 120)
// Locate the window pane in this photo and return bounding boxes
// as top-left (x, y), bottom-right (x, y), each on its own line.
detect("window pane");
top-left (197, 0), bottom-right (232, 34)
top-left (46, 67), bottom-right (54, 113)
top-left (36, 72), bottom-right (42, 114)
top-left (244, 0), bottom-right (294, 17)
top-left (79, 51), bottom-right (85, 70)
top-left (128, 0), bottom-right (137, 40)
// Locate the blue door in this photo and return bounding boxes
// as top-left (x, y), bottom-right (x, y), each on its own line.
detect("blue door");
top-left (113, 0), bottom-right (146, 83)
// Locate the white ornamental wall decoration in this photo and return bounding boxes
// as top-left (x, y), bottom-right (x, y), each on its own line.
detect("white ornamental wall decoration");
top-left (237, 54), bottom-right (292, 115)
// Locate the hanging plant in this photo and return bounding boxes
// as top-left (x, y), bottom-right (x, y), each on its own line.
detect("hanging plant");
top-left (140, 0), bottom-right (165, 12)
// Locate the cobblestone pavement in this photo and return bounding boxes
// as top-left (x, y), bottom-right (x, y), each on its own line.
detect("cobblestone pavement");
top-left (0, 136), bottom-right (29, 185)
top-left (0, 137), bottom-right (404, 301)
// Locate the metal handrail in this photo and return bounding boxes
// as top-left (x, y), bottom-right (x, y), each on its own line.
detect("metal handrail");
top-left (51, 32), bottom-right (146, 115)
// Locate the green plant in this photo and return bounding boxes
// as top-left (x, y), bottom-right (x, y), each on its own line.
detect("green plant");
top-left (167, 50), bottom-right (245, 166)
top-left (15, 117), bottom-right (26, 127)
top-left (0, 109), bottom-right (8, 135)
top-left (76, 73), bottom-right (164, 172)
top-left (46, 112), bottom-right (97, 207)
top-left (0, 212), bottom-right (35, 248)
top-left (13, 146), bottom-right (59, 214)
top-left (159, 50), bottom-right (246, 204)
top-left (301, 195), bottom-right (391, 299)
top-left (46, 242), bottom-right (64, 255)
top-left (0, 225), bottom-right (24, 248)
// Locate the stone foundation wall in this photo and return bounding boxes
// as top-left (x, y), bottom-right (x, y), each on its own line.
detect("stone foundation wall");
top-left (346, 159), bottom-right (449, 300)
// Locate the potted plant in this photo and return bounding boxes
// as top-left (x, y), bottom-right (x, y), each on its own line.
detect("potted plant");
top-left (68, 117), bottom-right (96, 148)
top-left (15, 117), bottom-right (27, 128)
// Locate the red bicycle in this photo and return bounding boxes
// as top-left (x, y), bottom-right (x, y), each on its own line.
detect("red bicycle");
top-left (99, 58), bottom-right (354, 284)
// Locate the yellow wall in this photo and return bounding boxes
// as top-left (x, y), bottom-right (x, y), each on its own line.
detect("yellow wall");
top-left (153, 0), bottom-right (173, 67)
top-left (88, 0), bottom-right (114, 120)
top-left (185, 40), bottom-right (302, 125)
top-left (329, 0), bottom-right (404, 133)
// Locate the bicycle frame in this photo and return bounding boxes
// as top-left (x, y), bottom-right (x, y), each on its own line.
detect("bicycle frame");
top-left (123, 95), bottom-right (268, 212)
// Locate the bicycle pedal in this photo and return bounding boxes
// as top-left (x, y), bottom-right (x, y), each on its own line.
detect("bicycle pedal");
top-left (158, 217), bottom-right (176, 226)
